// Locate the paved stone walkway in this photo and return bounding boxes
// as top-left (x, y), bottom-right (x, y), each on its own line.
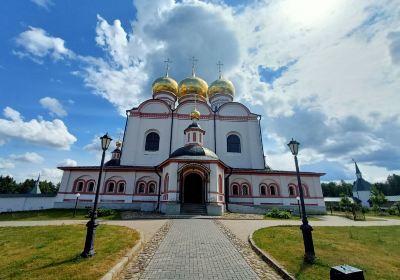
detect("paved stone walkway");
top-left (139, 219), bottom-right (260, 280)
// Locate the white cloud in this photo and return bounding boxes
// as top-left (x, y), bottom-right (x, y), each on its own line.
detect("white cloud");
top-left (41, 168), bottom-right (63, 183)
top-left (14, 26), bottom-right (73, 63)
top-left (0, 107), bottom-right (77, 150)
top-left (13, 0), bottom-right (400, 181)
top-left (40, 97), bottom-right (67, 117)
top-left (0, 158), bottom-right (15, 170)
top-left (83, 135), bottom-right (103, 152)
top-left (31, 0), bottom-right (53, 10)
top-left (58, 158), bottom-right (78, 167)
top-left (9, 152), bottom-right (44, 164)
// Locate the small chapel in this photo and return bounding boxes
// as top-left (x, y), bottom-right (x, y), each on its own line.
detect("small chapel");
top-left (55, 60), bottom-right (326, 215)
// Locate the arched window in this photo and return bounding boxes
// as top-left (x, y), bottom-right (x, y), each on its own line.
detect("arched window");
top-left (107, 181), bottom-right (115, 193)
top-left (227, 134), bottom-right (241, 153)
top-left (199, 133), bottom-right (202, 143)
top-left (164, 174), bottom-right (169, 193)
top-left (148, 182), bottom-right (156, 194)
top-left (187, 133), bottom-right (190, 142)
top-left (301, 185), bottom-right (309, 197)
top-left (242, 184), bottom-right (249, 196)
top-left (232, 184), bottom-right (239, 196)
top-left (137, 182), bottom-right (146, 194)
top-left (145, 132), bottom-right (160, 151)
top-left (288, 185), bottom-right (295, 196)
top-left (87, 181), bottom-right (95, 193)
top-left (260, 185), bottom-right (267, 196)
top-left (218, 175), bottom-right (223, 194)
top-left (76, 181), bottom-right (84, 192)
top-left (117, 182), bottom-right (125, 193)
top-left (270, 185), bottom-right (276, 196)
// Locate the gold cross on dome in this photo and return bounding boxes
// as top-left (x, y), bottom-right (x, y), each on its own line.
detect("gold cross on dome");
top-left (164, 58), bottom-right (172, 77)
top-left (217, 60), bottom-right (224, 79)
top-left (190, 56), bottom-right (198, 77)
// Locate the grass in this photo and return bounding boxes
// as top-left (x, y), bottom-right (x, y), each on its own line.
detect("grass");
top-left (253, 226), bottom-right (400, 280)
top-left (0, 224), bottom-right (139, 280)
top-left (0, 208), bottom-right (121, 221)
top-left (329, 211), bottom-right (400, 221)
top-left (365, 213), bottom-right (400, 220)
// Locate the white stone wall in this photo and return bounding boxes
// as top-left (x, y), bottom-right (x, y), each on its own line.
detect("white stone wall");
top-left (0, 196), bottom-right (56, 213)
top-left (120, 99), bottom-right (265, 169)
top-left (228, 173), bottom-right (325, 213)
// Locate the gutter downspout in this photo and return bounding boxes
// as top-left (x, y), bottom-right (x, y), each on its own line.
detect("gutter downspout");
top-left (213, 109), bottom-right (217, 153)
top-left (224, 167), bottom-right (233, 212)
top-left (155, 166), bottom-right (162, 212)
top-left (169, 109), bottom-right (174, 156)
top-left (258, 115), bottom-right (267, 169)
top-left (120, 111), bottom-right (129, 157)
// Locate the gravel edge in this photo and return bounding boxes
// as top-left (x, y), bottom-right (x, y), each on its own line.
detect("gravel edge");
top-left (119, 220), bottom-right (173, 280)
top-left (101, 231), bottom-right (145, 280)
top-left (248, 234), bottom-right (296, 280)
top-left (214, 220), bottom-right (283, 280)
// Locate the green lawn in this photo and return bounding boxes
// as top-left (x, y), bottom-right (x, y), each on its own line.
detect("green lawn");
top-left (329, 211), bottom-right (400, 221)
top-left (253, 226), bottom-right (400, 280)
top-left (0, 224), bottom-right (139, 280)
top-left (0, 208), bottom-right (121, 221)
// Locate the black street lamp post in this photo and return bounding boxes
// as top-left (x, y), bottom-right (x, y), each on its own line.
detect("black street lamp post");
top-left (81, 133), bottom-right (112, 258)
top-left (288, 138), bottom-right (315, 263)
top-left (296, 196), bottom-right (301, 218)
top-left (73, 193), bottom-right (80, 217)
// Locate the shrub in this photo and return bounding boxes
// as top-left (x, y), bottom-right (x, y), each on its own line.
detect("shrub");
top-left (265, 208), bottom-right (292, 219)
top-left (388, 206), bottom-right (397, 215)
top-left (86, 208), bottom-right (116, 218)
top-left (361, 206), bottom-right (369, 214)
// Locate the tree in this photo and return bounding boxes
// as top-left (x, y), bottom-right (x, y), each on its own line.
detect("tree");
top-left (394, 201), bottom-right (400, 216)
top-left (322, 181), bottom-right (352, 197)
top-left (39, 180), bottom-right (59, 194)
top-left (339, 194), bottom-right (352, 212)
top-left (370, 186), bottom-right (388, 213)
top-left (0, 176), bottom-right (18, 193)
top-left (18, 179), bottom-right (36, 193)
top-left (387, 174), bottom-right (400, 195)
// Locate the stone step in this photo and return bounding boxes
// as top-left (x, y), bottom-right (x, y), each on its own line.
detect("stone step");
top-left (181, 203), bottom-right (207, 215)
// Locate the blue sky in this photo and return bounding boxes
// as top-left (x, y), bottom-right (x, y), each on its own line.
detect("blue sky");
top-left (0, 0), bottom-right (400, 183)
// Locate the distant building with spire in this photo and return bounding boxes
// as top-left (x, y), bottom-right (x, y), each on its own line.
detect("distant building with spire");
top-left (352, 160), bottom-right (371, 207)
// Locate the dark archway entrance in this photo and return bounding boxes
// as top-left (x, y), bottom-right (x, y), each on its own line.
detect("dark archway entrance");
top-left (183, 173), bottom-right (203, 204)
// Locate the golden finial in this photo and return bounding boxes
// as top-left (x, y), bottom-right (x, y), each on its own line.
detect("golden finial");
top-left (217, 60), bottom-right (223, 79)
top-left (191, 94), bottom-right (200, 120)
top-left (191, 107), bottom-right (200, 121)
top-left (190, 56), bottom-right (198, 77)
top-left (116, 140), bottom-right (122, 148)
top-left (115, 132), bottom-right (122, 148)
top-left (164, 58), bottom-right (172, 77)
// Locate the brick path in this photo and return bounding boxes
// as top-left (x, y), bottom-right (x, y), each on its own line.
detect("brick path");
top-left (139, 219), bottom-right (260, 280)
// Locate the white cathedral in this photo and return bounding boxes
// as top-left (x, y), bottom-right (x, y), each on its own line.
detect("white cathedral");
top-left (55, 61), bottom-right (326, 215)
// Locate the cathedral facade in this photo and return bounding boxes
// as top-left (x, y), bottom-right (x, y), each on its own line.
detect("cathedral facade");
top-left (55, 63), bottom-right (326, 215)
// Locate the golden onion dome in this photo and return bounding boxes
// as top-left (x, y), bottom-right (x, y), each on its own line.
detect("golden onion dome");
top-left (115, 140), bottom-right (122, 148)
top-left (152, 76), bottom-right (178, 96)
top-left (190, 108), bottom-right (201, 120)
top-left (208, 78), bottom-right (235, 98)
top-left (178, 76), bottom-right (208, 99)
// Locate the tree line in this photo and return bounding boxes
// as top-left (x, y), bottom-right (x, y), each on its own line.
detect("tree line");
top-left (0, 175), bottom-right (59, 195)
top-left (322, 174), bottom-right (400, 197)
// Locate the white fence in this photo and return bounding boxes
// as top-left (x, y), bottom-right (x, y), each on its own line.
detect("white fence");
top-left (0, 195), bottom-right (56, 213)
